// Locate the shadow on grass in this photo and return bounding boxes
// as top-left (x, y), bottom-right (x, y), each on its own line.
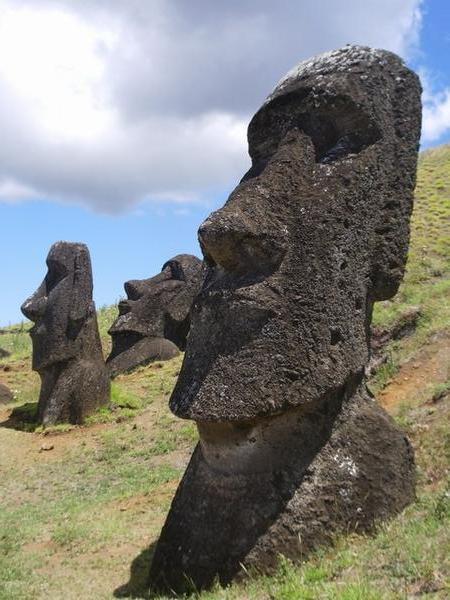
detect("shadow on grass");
top-left (0, 401), bottom-right (39, 432)
top-left (114, 541), bottom-right (160, 599)
top-left (115, 540), bottom-right (219, 599)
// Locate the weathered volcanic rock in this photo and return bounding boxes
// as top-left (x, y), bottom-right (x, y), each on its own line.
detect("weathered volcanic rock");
top-left (149, 45), bottom-right (422, 593)
top-left (21, 242), bottom-right (110, 425)
top-left (106, 255), bottom-right (202, 377)
top-left (0, 382), bottom-right (13, 404)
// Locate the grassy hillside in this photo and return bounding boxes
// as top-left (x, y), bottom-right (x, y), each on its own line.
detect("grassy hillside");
top-left (0, 146), bottom-right (449, 599)
top-left (374, 145), bottom-right (450, 324)
top-left (371, 144), bottom-right (450, 391)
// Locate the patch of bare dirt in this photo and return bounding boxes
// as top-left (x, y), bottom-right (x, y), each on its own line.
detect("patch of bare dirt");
top-left (0, 398), bottom-right (192, 472)
top-left (0, 410), bottom-right (111, 468)
top-left (378, 332), bottom-right (450, 414)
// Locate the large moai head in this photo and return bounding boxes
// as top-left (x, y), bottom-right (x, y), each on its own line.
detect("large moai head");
top-left (170, 45), bottom-right (421, 422)
top-left (150, 46), bottom-right (421, 593)
top-left (107, 254), bottom-right (202, 376)
top-left (21, 242), bottom-right (109, 424)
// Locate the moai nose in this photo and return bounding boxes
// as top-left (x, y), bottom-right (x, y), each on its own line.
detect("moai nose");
top-left (21, 296), bottom-right (47, 322)
top-left (125, 268), bottom-right (172, 301)
top-left (118, 299), bottom-right (133, 316)
top-left (124, 280), bottom-right (146, 301)
top-left (198, 208), bottom-right (284, 276)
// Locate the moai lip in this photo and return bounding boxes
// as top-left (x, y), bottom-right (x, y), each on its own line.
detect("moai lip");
top-left (106, 254), bottom-right (203, 377)
top-left (21, 242), bottom-right (110, 425)
top-left (149, 45), bottom-right (421, 593)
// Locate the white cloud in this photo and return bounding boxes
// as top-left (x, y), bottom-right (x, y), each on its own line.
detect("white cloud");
top-left (421, 74), bottom-right (450, 143)
top-left (0, 177), bottom-right (36, 200)
top-left (417, 69), bottom-right (450, 144)
top-left (0, 0), bottom-right (423, 213)
top-left (0, 4), bottom-right (117, 142)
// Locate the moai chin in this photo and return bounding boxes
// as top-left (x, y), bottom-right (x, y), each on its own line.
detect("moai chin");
top-left (21, 242), bottom-right (110, 425)
top-left (106, 254), bottom-right (203, 377)
top-left (149, 45), bottom-right (422, 592)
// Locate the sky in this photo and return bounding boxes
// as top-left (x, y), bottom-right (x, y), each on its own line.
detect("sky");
top-left (0, 0), bottom-right (449, 325)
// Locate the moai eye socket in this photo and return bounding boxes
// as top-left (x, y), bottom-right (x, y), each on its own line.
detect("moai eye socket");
top-left (45, 259), bottom-right (68, 292)
top-left (311, 101), bottom-right (382, 164)
top-left (162, 260), bottom-right (185, 282)
top-left (245, 90), bottom-right (381, 179)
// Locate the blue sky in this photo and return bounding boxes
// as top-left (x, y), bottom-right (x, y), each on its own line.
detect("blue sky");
top-left (420, 0), bottom-right (450, 96)
top-left (0, 197), bottom-right (222, 325)
top-left (0, 0), bottom-right (449, 325)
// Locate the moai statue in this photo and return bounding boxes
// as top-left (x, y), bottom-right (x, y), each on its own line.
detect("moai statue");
top-left (21, 242), bottom-right (110, 425)
top-left (106, 255), bottom-right (203, 377)
top-left (149, 46), bottom-right (421, 592)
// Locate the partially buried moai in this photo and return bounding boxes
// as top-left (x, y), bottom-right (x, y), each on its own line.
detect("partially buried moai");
top-left (149, 46), bottom-right (422, 592)
top-left (21, 242), bottom-right (110, 425)
top-left (106, 255), bottom-right (203, 377)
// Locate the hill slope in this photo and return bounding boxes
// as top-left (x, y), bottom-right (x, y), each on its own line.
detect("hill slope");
top-left (0, 145), bottom-right (449, 599)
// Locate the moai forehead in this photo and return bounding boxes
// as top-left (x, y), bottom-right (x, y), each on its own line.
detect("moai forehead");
top-left (45, 241), bottom-right (92, 278)
top-left (170, 45), bottom-right (422, 422)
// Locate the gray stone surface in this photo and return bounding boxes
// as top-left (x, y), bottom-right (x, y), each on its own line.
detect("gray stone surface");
top-left (0, 382), bottom-right (13, 404)
top-left (107, 255), bottom-right (202, 377)
top-left (149, 45), bottom-right (422, 593)
top-left (21, 242), bottom-right (109, 425)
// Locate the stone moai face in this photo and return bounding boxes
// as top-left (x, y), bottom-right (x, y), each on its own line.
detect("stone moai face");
top-left (150, 46), bottom-right (421, 593)
top-left (170, 46), bottom-right (421, 422)
top-left (21, 242), bottom-right (109, 424)
top-left (22, 242), bottom-right (94, 371)
top-left (107, 254), bottom-right (202, 376)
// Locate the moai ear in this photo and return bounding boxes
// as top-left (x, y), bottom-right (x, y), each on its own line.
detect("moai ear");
top-left (369, 70), bottom-right (421, 302)
top-left (67, 245), bottom-right (93, 340)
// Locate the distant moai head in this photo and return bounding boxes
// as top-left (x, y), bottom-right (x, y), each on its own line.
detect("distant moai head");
top-left (22, 242), bottom-right (95, 372)
top-left (170, 45), bottom-right (422, 421)
top-left (107, 254), bottom-right (203, 376)
top-left (21, 242), bottom-right (109, 424)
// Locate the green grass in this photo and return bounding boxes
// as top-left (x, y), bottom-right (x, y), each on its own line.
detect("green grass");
top-left (84, 383), bottom-right (144, 425)
top-left (370, 351), bottom-right (399, 393)
top-left (0, 323), bottom-right (31, 361)
top-left (374, 145), bottom-right (450, 333)
top-left (430, 379), bottom-right (450, 402)
top-left (97, 304), bottom-right (119, 356)
top-left (193, 486), bottom-right (449, 599)
top-left (0, 417), bottom-right (182, 599)
top-left (2, 389), bottom-right (447, 600)
top-left (85, 357), bottom-right (184, 425)
top-left (370, 145), bottom-right (450, 393)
